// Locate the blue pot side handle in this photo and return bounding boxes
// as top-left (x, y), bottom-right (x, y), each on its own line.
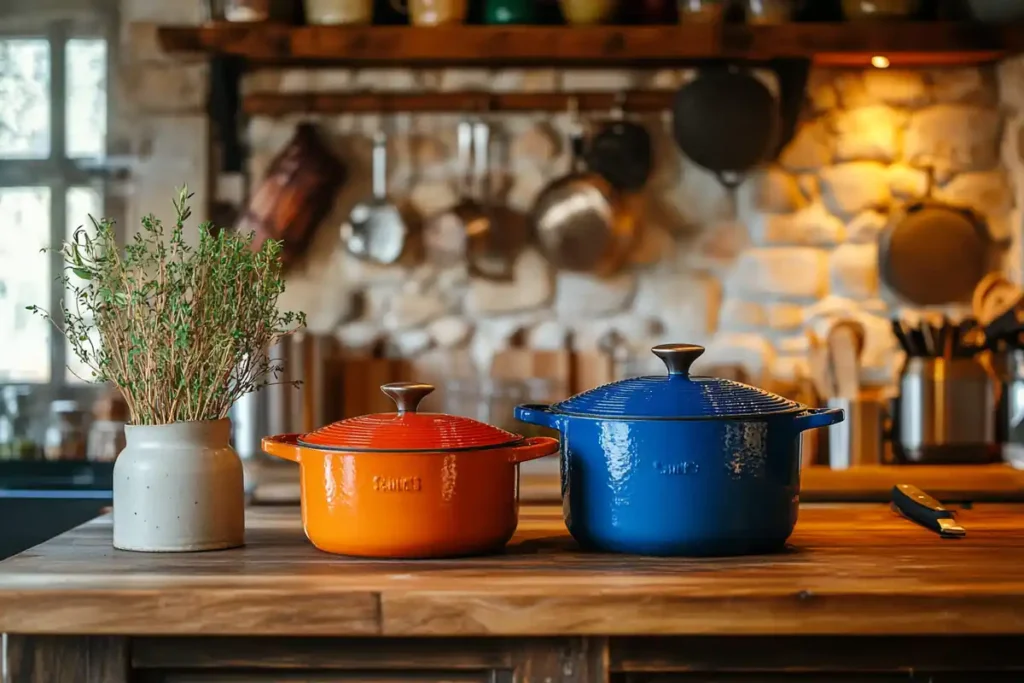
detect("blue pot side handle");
top-left (792, 407), bottom-right (845, 433)
top-left (514, 403), bottom-right (562, 431)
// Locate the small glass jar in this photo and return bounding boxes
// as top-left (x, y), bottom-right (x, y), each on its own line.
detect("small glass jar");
top-left (0, 386), bottom-right (40, 461)
top-left (43, 400), bottom-right (89, 462)
top-left (678, 0), bottom-right (726, 22)
top-left (745, 0), bottom-right (793, 23)
top-left (87, 389), bottom-right (128, 462)
top-left (224, 0), bottom-right (271, 21)
top-left (841, 0), bottom-right (920, 20)
top-left (87, 421), bottom-right (126, 462)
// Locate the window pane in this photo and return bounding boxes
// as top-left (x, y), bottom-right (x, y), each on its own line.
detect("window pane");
top-left (65, 186), bottom-right (103, 384)
top-left (0, 187), bottom-right (51, 382)
top-left (66, 39), bottom-right (107, 160)
top-left (0, 39), bottom-right (50, 159)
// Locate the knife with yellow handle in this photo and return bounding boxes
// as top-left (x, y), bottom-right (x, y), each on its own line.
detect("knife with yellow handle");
top-left (891, 484), bottom-right (966, 538)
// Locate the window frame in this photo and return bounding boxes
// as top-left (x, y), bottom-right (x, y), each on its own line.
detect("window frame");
top-left (0, 4), bottom-right (120, 401)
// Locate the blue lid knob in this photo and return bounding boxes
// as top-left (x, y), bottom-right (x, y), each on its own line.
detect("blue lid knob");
top-left (652, 344), bottom-right (705, 377)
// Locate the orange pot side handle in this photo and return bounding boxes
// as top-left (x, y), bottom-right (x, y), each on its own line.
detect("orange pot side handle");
top-left (508, 436), bottom-right (560, 464)
top-left (262, 433), bottom-right (303, 463)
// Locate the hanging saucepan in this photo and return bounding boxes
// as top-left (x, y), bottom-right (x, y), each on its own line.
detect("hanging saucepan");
top-left (263, 382), bottom-right (558, 558)
top-left (879, 200), bottom-right (1005, 307)
top-left (514, 344), bottom-right (845, 557)
top-left (467, 119), bottom-right (530, 282)
top-left (530, 99), bottom-right (638, 275)
top-left (584, 92), bottom-right (654, 192)
top-left (423, 118), bottom-right (490, 267)
top-left (671, 66), bottom-right (780, 189)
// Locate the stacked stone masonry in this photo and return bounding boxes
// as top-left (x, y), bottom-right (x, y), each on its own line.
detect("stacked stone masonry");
top-left (119, 10), bottom-right (1024, 390)
top-left (232, 65), bottom-right (1022, 388)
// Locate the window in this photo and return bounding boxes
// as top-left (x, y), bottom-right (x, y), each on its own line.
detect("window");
top-left (0, 14), bottom-right (113, 391)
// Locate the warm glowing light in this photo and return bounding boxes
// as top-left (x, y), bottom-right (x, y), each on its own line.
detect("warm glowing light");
top-left (871, 55), bottom-right (891, 69)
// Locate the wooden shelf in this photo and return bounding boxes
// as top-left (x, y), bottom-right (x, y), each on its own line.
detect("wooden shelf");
top-left (158, 22), bottom-right (1022, 67)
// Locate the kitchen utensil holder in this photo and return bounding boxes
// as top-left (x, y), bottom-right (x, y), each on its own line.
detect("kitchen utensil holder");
top-left (826, 397), bottom-right (886, 470)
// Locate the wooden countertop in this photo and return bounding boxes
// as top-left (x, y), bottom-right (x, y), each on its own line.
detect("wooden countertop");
top-left (1, 504), bottom-right (1023, 638)
top-left (251, 463), bottom-right (1024, 505)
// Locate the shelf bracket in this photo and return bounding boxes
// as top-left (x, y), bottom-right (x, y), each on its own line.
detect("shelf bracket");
top-left (208, 55), bottom-right (246, 173)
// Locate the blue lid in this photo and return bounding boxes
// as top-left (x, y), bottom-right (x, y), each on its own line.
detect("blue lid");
top-left (551, 344), bottom-right (803, 420)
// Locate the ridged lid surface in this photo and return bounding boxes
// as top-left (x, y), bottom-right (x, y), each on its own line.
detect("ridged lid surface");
top-left (551, 344), bottom-right (803, 420)
top-left (298, 383), bottom-right (521, 452)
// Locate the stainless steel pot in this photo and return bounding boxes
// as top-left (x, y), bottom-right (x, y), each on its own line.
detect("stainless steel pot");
top-left (826, 397), bottom-right (885, 470)
top-left (530, 104), bottom-right (636, 275)
top-left (230, 333), bottom-right (339, 462)
top-left (894, 356), bottom-right (1000, 464)
top-left (997, 349), bottom-right (1024, 467)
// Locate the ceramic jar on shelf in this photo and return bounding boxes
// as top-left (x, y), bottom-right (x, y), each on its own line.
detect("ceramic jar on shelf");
top-left (483, 0), bottom-right (542, 23)
top-left (841, 0), bottom-right (920, 19)
top-left (305, 0), bottom-right (375, 24)
top-left (559, 0), bottom-right (618, 24)
top-left (678, 0), bottom-right (727, 22)
top-left (965, 0), bottom-right (1024, 22)
top-left (390, 0), bottom-right (468, 24)
top-left (220, 0), bottom-right (296, 21)
top-left (744, 0), bottom-right (794, 23)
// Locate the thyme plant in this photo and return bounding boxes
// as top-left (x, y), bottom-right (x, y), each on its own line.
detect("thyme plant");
top-left (29, 186), bottom-right (305, 425)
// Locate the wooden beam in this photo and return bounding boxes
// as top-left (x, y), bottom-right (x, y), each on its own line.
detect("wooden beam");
top-left (157, 23), bottom-right (1020, 66)
top-left (243, 91), bottom-right (678, 115)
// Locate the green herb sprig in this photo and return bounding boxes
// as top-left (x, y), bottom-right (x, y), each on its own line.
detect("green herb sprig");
top-left (29, 186), bottom-right (306, 425)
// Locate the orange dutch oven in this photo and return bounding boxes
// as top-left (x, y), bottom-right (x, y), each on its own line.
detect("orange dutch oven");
top-left (262, 382), bottom-right (560, 558)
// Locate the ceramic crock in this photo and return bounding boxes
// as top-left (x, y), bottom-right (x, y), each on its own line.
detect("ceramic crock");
top-left (514, 344), bottom-right (845, 557)
top-left (263, 382), bottom-right (559, 558)
top-left (114, 419), bottom-right (244, 553)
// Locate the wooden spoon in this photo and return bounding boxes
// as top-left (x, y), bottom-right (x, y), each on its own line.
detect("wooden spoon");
top-left (827, 320), bottom-right (865, 401)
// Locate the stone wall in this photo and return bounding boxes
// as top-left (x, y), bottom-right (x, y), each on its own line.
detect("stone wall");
top-left (118, 0), bottom-right (210, 238)
top-left (241, 64), bottom-right (1016, 388)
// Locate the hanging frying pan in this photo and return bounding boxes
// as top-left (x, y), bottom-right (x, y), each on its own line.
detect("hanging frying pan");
top-left (671, 66), bottom-right (780, 189)
top-left (879, 201), bottom-right (1004, 306)
top-left (585, 92), bottom-right (654, 192)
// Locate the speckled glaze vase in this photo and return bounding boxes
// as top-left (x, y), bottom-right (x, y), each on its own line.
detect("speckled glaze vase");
top-left (113, 419), bottom-right (244, 552)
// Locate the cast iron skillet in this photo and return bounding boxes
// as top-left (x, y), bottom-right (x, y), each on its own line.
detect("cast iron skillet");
top-left (671, 66), bottom-right (780, 189)
top-left (879, 200), bottom-right (1004, 306)
top-left (585, 94), bottom-right (654, 192)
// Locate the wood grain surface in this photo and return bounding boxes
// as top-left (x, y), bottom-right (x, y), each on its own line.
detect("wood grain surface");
top-left (1, 504), bottom-right (1023, 637)
top-left (156, 23), bottom-right (1017, 66)
top-left (251, 464), bottom-right (1024, 505)
top-left (6, 636), bottom-right (128, 683)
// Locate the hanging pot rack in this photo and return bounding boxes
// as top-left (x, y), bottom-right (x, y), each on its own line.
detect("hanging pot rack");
top-left (242, 91), bottom-right (679, 116)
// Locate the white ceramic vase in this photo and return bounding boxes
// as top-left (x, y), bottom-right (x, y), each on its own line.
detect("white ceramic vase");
top-left (113, 419), bottom-right (244, 552)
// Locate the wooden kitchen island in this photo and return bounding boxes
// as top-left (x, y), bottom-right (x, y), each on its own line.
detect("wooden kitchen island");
top-left (2, 504), bottom-right (1024, 682)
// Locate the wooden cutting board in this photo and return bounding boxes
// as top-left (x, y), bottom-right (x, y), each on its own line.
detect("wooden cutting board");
top-left (336, 356), bottom-right (412, 419)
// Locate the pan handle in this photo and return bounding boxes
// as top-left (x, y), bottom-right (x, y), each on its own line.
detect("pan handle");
top-left (372, 129), bottom-right (388, 200)
top-left (457, 119), bottom-right (474, 196)
top-left (791, 407), bottom-right (845, 434)
top-left (508, 436), bottom-right (560, 464)
top-left (716, 170), bottom-right (745, 189)
top-left (262, 433), bottom-right (303, 463)
top-left (473, 119), bottom-right (491, 202)
top-left (566, 96), bottom-right (588, 173)
top-left (514, 404), bottom-right (563, 431)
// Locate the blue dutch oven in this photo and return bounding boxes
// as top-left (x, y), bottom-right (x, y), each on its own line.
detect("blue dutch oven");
top-left (514, 343), bottom-right (845, 556)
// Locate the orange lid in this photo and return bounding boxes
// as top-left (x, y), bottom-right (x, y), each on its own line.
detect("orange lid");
top-left (297, 382), bottom-right (523, 453)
